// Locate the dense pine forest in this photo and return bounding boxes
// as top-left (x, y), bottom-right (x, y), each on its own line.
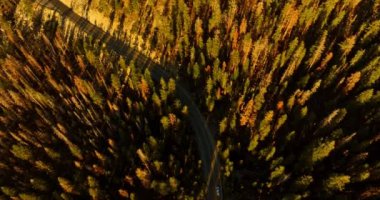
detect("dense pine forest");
top-left (0, 0), bottom-right (379, 199)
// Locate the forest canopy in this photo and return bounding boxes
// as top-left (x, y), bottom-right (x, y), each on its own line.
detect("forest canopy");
top-left (0, 0), bottom-right (379, 199)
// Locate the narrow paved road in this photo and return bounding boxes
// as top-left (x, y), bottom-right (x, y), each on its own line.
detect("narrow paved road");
top-left (36, 0), bottom-right (222, 199)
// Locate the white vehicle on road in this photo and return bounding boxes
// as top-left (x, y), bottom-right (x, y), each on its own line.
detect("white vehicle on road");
top-left (216, 185), bottom-right (222, 198)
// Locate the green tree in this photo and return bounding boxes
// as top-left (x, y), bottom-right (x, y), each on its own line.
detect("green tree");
top-left (323, 174), bottom-right (351, 193)
top-left (259, 110), bottom-right (274, 141)
top-left (1, 186), bottom-right (17, 197)
top-left (169, 177), bottom-right (179, 193)
top-left (307, 31), bottom-right (327, 69)
top-left (300, 140), bottom-right (336, 168)
top-left (19, 193), bottom-right (41, 200)
top-left (57, 177), bottom-right (76, 194)
top-left (219, 117), bottom-right (228, 134)
top-left (361, 20), bottom-right (380, 44)
top-left (293, 175), bottom-right (313, 191)
top-left (270, 165), bottom-right (285, 180)
top-left (275, 114), bottom-right (288, 131)
top-left (30, 178), bottom-right (49, 192)
top-left (206, 36), bottom-right (221, 59)
top-left (339, 35), bottom-right (356, 56)
top-left (356, 89), bottom-right (374, 104)
top-left (168, 78), bottom-right (176, 94)
top-left (193, 63), bottom-right (200, 80)
top-left (11, 144), bottom-right (33, 161)
top-left (88, 176), bottom-right (103, 199)
top-left (208, 0), bottom-right (222, 31)
top-left (161, 116), bottom-right (170, 130)
top-left (311, 140), bottom-right (335, 164)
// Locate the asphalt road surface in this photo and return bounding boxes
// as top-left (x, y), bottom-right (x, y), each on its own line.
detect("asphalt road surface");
top-left (36, 0), bottom-right (222, 199)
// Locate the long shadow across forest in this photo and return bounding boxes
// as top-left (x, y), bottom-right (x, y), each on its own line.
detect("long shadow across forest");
top-left (35, 0), bottom-right (222, 199)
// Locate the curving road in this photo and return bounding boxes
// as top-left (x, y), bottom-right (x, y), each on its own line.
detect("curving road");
top-left (35, 0), bottom-right (222, 199)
